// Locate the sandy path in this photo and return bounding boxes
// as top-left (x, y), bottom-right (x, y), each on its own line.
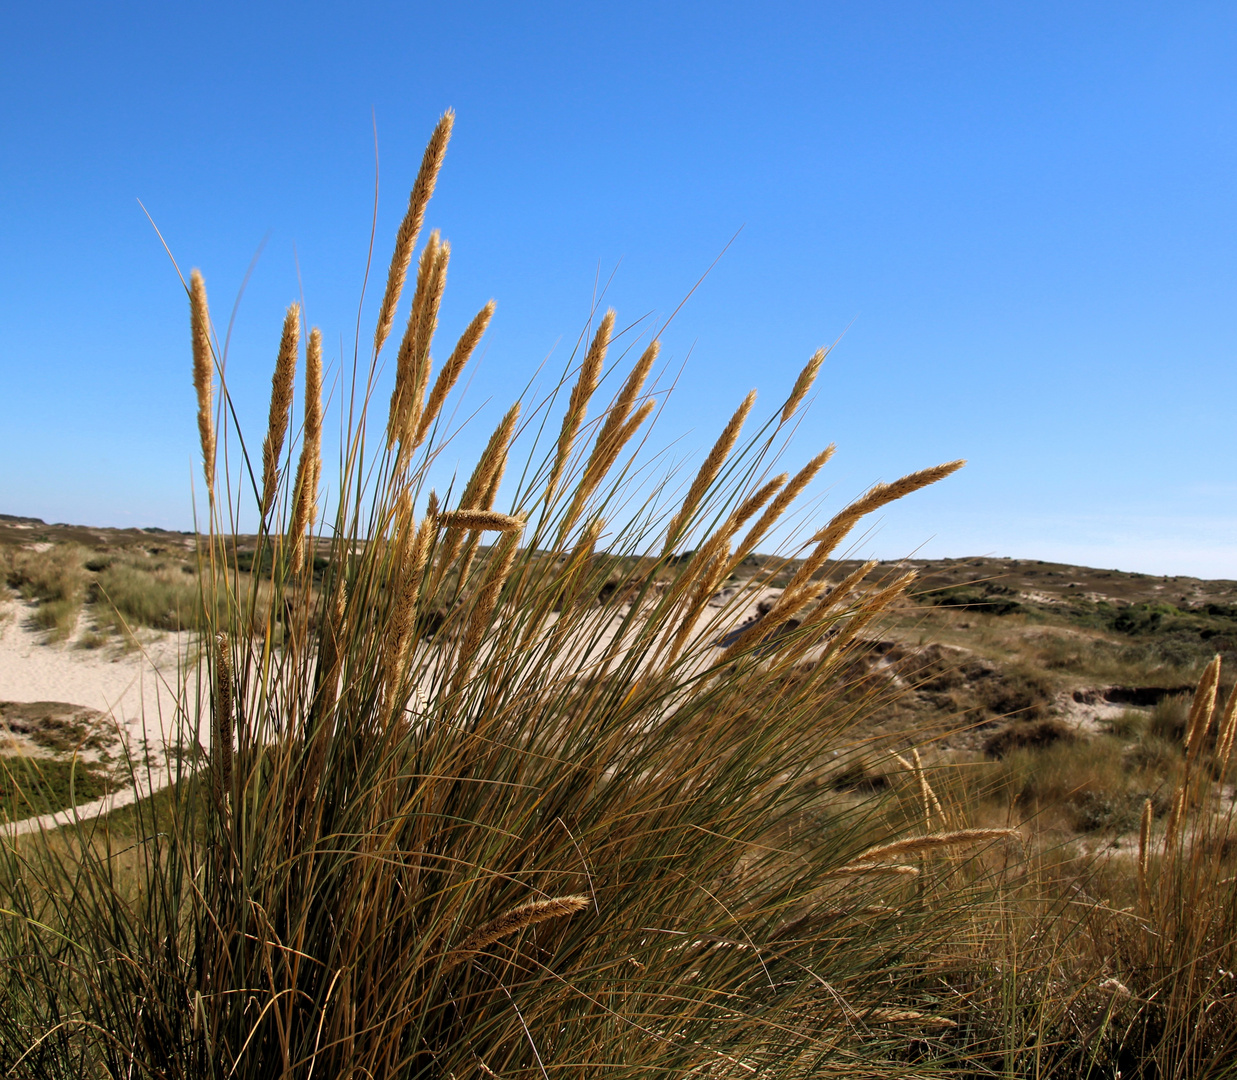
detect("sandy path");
top-left (0, 598), bottom-right (201, 836)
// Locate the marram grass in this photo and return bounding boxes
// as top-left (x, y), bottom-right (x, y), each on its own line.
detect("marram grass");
top-left (19, 113), bottom-right (1237, 1079)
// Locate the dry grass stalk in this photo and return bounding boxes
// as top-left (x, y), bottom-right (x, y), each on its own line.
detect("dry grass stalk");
top-left (261, 303), bottom-right (300, 519)
top-left (1138, 796), bottom-right (1154, 911)
top-left (438, 510), bottom-right (525, 533)
top-left (1184, 654), bottom-right (1221, 762)
top-left (661, 476), bottom-right (788, 668)
top-left (864, 1009), bottom-right (957, 1029)
top-left (373, 110), bottom-right (453, 357)
top-left (547, 310), bottom-right (614, 499)
top-left (383, 503), bottom-right (435, 714)
top-left (781, 346), bottom-right (826, 424)
top-left (720, 557), bottom-right (910, 665)
top-left (189, 270), bottom-right (215, 493)
top-left (213, 631), bottom-right (233, 808)
top-left (913, 748), bottom-right (942, 829)
top-left (662, 389), bottom-right (757, 555)
top-left (727, 445), bottom-right (835, 574)
top-left (288, 328), bottom-right (323, 567)
top-left (462, 403), bottom-right (520, 512)
top-left (453, 529), bottom-right (522, 688)
top-left (1163, 786), bottom-right (1186, 856)
top-left (440, 895), bottom-right (590, 972)
top-left (791, 570), bottom-right (917, 667)
top-left (843, 829), bottom-right (1015, 869)
top-left (414, 300), bottom-right (495, 447)
top-left (822, 864), bottom-right (921, 878)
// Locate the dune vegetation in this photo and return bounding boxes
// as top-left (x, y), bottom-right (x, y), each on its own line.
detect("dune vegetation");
top-left (2, 113), bottom-right (1236, 1079)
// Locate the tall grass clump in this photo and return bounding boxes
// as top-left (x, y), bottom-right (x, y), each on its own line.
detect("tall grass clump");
top-left (2, 544), bottom-right (86, 639)
top-left (0, 114), bottom-right (1005, 1078)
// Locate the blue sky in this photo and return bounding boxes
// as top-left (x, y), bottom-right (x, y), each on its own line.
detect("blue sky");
top-left (2, 2), bottom-right (1235, 576)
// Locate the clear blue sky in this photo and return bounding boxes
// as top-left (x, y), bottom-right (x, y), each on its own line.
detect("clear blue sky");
top-left (2, 2), bottom-right (1235, 576)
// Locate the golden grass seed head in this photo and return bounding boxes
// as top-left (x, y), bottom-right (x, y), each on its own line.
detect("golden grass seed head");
top-left (729, 445), bottom-right (835, 572)
top-left (561, 398), bottom-right (657, 537)
top-left (547, 309), bottom-right (614, 498)
top-left (288, 327), bottom-right (324, 566)
top-left (438, 510), bottom-right (525, 532)
top-left (844, 829), bottom-right (1015, 867)
top-left (441, 895), bottom-right (590, 972)
top-left (781, 346), bottom-right (826, 424)
top-left (189, 270), bottom-right (215, 492)
top-left (261, 303), bottom-right (300, 518)
top-left (662, 388), bottom-right (756, 555)
top-left (414, 299), bottom-right (495, 447)
top-left (592, 338), bottom-right (659, 462)
top-left (387, 231), bottom-right (441, 450)
top-left (373, 110), bottom-right (453, 357)
top-left (1216, 680), bottom-right (1237, 771)
top-left (1184, 654), bottom-right (1221, 761)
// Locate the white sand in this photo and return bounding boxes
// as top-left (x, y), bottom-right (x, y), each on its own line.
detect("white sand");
top-left (0, 597), bottom-right (200, 836)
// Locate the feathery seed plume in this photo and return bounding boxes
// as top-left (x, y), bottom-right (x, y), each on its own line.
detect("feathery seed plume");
top-left (560, 399), bottom-right (656, 537)
top-left (388, 232), bottom-right (441, 450)
top-left (260, 303), bottom-right (299, 519)
top-left (213, 631), bottom-right (233, 807)
top-left (1184, 654), bottom-right (1221, 762)
top-left (733, 474), bottom-right (788, 530)
top-left (799, 560), bottom-right (878, 628)
top-left (845, 829), bottom-right (1015, 867)
top-left (1138, 797), bottom-right (1154, 910)
top-left (404, 238), bottom-right (451, 447)
top-left (729, 446), bottom-right (835, 573)
top-left (808, 569), bottom-right (918, 662)
top-left (453, 528), bottom-right (522, 687)
top-left (804, 461), bottom-right (966, 568)
top-left (438, 510), bottom-right (525, 532)
top-left (661, 476), bottom-right (788, 668)
top-left (592, 339), bottom-right (659, 463)
top-left (414, 300), bottom-right (495, 447)
top-left (781, 346), bottom-right (826, 424)
top-left (662, 389), bottom-right (757, 555)
top-left (441, 895), bottom-right (590, 972)
top-left (864, 1010), bottom-right (957, 1029)
top-left (428, 406), bottom-right (518, 593)
top-left (373, 110), bottom-right (453, 357)
top-left (1216, 678), bottom-right (1237, 772)
top-left (189, 270), bottom-right (215, 493)
top-left (383, 505), bottom-right (436, 715)
top-left (546, 310), bottom-right (614, 499)
top-left (288, 328), bottom-right (323, 567)
top-left (822, 864), bottom-right (920, 878)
